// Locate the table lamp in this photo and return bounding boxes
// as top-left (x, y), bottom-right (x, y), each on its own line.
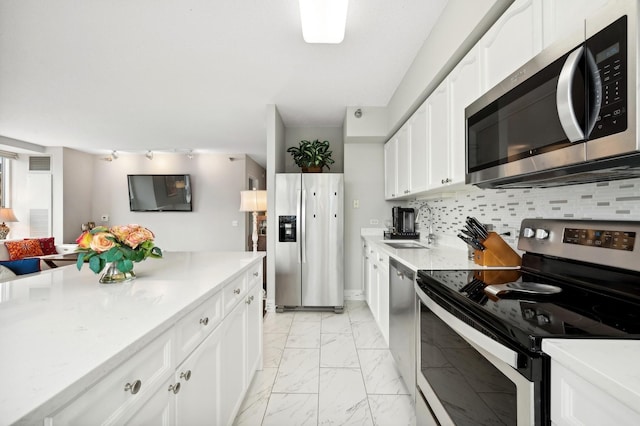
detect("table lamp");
top-left (0, 208), bottom-right (19, 240)
top-left (239, 190), bottom-right (267, 252)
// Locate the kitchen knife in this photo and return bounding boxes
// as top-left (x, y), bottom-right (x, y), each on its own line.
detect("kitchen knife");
top-left (467, 217), bottom-right (489, 240)
top-left (464, 223), bottom-right (481, 239)
top-left (457, 234), bottom-right (485, 251)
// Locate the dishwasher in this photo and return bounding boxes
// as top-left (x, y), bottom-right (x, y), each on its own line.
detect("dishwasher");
top-left (389, 257), bottom-right (415, 398)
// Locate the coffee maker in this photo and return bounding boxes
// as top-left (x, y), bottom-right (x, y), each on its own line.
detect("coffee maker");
top-left (386, 207), bottom-right (420, 239)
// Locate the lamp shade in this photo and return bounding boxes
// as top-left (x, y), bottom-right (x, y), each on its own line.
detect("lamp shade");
top-left (239, 190), bottom-right (267, 212)
top-left (0, 208), bottom-right (18, 223)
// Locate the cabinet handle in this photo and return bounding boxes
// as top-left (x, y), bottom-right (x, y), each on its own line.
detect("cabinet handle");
top-left (199, 317), bottom-right (209, 326)
top-left (441, 179), bottom-right (445, 184)
top-left (180, 370), bottom-right (192, 381)
top-left (373, 265), bottom-right (378, 269)
top-left (168, 382), bottom-right (181, 394)
top-left (234, 288), bottom-right (241, 294)
top-left (253, 271), bottom-right (259, 277)
top-left (124, 379), bottom-right (142, 395)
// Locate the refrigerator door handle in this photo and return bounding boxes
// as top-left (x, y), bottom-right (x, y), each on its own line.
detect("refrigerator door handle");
top-left (296, 189), bottom-right (302, 263)
top-left (301, 189), bottom-right (307, 263)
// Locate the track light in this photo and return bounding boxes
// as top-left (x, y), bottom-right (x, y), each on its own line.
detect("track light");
top-left (187, 150), bottom-right (194, 160)
top-left (111, 150), bottom-right (119, 160)
top-left (145, 150), bottom-right (154, 160)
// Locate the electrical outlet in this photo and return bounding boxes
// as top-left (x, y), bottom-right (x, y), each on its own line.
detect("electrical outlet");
top-left (353, 199), bottom-right (360, 209)
top-left (232, 220), bottom-right (239, 227)
top-left (370, 219), bottom-right (379, 225)
top-left (101, 214), bottom-right (109, 222)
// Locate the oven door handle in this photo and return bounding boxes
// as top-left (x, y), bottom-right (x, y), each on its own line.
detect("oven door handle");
top-left (557, 45), bottom-right (585, 142)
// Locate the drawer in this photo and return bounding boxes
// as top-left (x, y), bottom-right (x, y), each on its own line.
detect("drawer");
top-left (49, 330), bottom-right (174, 426)
top-left (223, 273), bottom-right (247, 314)
top-left (247, 262), bottom-right (262, 287)
top-left (175, 290), bottom-right (223, 361)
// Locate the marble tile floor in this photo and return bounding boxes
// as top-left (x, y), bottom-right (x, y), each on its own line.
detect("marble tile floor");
top-left (233, 300), bottom-right (416, 426)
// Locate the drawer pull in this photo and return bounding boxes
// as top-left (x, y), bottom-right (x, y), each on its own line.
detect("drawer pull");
top-left (199, 317), bottom-right (209, 326)
top-left (124, 379), bottom-right (142, 395)
top-left (253, 271), bottom-right (259, 277)
top-left (180, 370), bottom-right (192, 381)
top-left (234, 288), bottom-right (241, 294)
top-left (168, 382), bottom-right (181, 394)
top-left (245, 295), bottom-right (255, 304)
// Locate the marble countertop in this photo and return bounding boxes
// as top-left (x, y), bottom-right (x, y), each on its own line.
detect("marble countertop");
top-left (0, 251), bottom-right (265, 425)
top-left (542, 339), bottom-right (640, 415)
top-left (361, 232), bottom-right (519, 271)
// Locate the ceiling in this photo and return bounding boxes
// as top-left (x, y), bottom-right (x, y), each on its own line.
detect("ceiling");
top-left (0, 0), bottom-right (447, 166)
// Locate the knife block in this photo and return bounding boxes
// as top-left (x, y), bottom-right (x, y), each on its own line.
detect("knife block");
top-left (473, 232), bottom-right (521, 267)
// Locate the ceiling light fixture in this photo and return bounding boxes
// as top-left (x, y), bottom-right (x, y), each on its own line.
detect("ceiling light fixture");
top-left (299, 0), bottom-right (348, 44)
top-left (111, 150), bottom-right (119, 160)
top-left (145, 150), bottom-right (154, 160)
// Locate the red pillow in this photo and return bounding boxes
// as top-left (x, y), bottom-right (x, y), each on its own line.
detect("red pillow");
top-left (5, 240), bottom-right (44, 260)
top-left (36, 237), bottom-right (57, 255)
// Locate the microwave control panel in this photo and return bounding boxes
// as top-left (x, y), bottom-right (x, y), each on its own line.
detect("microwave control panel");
top-left (589, 15), bottom-right (628, 139)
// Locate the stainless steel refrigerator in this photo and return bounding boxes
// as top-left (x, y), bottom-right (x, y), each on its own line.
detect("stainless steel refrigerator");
top-left (275, 173), bottom-right (344, 312)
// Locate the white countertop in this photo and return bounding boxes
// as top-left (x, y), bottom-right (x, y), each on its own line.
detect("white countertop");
top-left (0, 251), bottom-right (264, 425)
top-left (361, 234), bottom-right (519, 271)
top-left (542, 339), bottom-right (640, 414)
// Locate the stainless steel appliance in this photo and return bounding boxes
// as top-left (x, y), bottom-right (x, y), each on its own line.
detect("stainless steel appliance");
top-left (389, 258), bottom-right (415, 398)
top-left (275, 173), bottom-right (344, 312)
top-left (466, 2), bottom-right (640, 188)
top-left (386, 207), bottom-right (420, 239)
top-left (416, 218), bottom-right (640, 425)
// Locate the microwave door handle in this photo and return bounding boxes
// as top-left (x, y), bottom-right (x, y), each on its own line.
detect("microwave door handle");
top-left (556, 45), bottom-right (585, 142)
top-left (585, 48), bottom-right (603, 137)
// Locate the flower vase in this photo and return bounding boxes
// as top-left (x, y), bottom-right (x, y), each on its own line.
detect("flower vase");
top-left (99, 262), bottom-right (136, 284)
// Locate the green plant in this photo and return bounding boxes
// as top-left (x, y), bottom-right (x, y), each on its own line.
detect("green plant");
top-left (287, 139), bottom-right (335, 171)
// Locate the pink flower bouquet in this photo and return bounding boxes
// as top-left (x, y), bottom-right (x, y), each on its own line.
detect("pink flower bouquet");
top-left (75, 224), bottom-right (162, 274)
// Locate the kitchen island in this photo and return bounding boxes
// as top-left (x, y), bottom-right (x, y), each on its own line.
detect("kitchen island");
top-left (0, 251), bottom-right (265, 425)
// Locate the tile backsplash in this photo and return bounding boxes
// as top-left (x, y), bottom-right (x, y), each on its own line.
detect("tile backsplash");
top-left (409, 177), bottom-right (640, 250)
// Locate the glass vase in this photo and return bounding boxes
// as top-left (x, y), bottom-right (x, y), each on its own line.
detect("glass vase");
top-left (99, 261), bottom-right (136, 284)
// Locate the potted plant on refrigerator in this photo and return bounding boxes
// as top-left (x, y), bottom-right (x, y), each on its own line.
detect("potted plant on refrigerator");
top-left (287, 139), bottom-right (335, 172)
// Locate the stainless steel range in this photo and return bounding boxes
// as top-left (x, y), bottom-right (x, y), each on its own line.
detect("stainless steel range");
top-left (416, 218), bottom-right (640, 425)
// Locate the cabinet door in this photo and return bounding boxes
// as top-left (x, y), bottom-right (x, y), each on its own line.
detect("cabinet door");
top-left (246, 283), bottom-right (263, 377)
top-left (448, 46), bottom-right (482, 185)
top-left (363, 244), bottom-right (372, 307)
top-left (408, 104), bottom-right (428, 193)
top-left (369, 253), bottom-right (380, 322)
top-left (377, 257), bottom-right (390, 346)
top-left (125, 379), bottom-right (174, 426)
top-left (542, 0), bottom-right (611, 48)
top-left (396, 126), bottom-right (411, 196)
top-left (480, 0), bottom-right (543, 90)
top-left (384, 139), bottom-right (398, 199)
top-left (220, 300), bottom-right (248, 426)
top-left (426, 80), bottom-right (450, 189)
top-left (174, 325), bottom-right (224, 426)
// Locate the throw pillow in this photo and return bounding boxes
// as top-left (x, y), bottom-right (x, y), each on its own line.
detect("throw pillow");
top-left (0, 265), bottom-right (17, 282)
top-left (0, 258), bottom-right (41, 275)
top-left (5, 240), bottom-right (44, 260)
top-left (27, 237), bottom-right (57, 255)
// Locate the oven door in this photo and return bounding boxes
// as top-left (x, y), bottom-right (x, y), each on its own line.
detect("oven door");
top-left (415, 283), bottom-right (537, 426)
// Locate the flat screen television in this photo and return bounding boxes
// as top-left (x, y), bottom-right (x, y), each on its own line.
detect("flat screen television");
top-left (128, 174), bottom-right (192, 212)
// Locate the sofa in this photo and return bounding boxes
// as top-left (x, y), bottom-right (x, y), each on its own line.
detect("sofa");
top-left (0, 238), bottom-right (78, 282)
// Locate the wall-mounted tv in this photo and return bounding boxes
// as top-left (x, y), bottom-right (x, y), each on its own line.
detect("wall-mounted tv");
top-left (128, 174), bottom-right (192, 212)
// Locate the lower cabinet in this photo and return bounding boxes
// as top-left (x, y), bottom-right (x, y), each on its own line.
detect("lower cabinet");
top-left (362, 239), bottom-right (390, 347)
top-left (46, 261), bottom-right (263, 426)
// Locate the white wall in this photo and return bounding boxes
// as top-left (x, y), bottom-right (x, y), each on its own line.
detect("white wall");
top-left (266, 104), bottom-right (286, 311)
top-left (284, 127), bottom-right (344, 173)
top-left (89, 152), bottom-right (248, 252)
top-left (344, 142), bottom-right (394, 298)
top-left (61, 147), bottom-right (95, 243)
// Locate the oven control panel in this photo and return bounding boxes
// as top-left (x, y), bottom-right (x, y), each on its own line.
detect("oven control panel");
top-left (563, 228), bottom-right (635, 251)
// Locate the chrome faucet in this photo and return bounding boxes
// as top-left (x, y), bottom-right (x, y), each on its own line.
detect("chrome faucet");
top-left (415, 202), bottom-right (436, 245)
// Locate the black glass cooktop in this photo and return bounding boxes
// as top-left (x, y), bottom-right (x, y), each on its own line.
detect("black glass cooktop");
top-left (417, 253), bottom-right (640, 353)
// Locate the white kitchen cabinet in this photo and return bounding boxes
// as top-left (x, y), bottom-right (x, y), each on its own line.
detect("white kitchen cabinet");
top-left (246, 282), bottom-right (264, 377)
top-left (174, 325), bottom-right (224, 426)
top-left (220, 298), bottom-right (248, 426)
top-left (550, 359), bottom-right (640, 425)
top-left (396, 125), bottom-right (411, 196)
top-left (367, 245), bottom-right (379, 321)
top-left (542, 0), bottom-right (611, 48)
top-left (375, 250), bottom-right (390, 345)
top-left (384, 138), bottom-right (398, 199)
top-left (448, 46), bottom-right (482, 186)
top-left (426, 80), bottom-right (450, 190)
top-left (479, 0), bottom-right (543, 91)
top-left (408, 104), bottom-right (429, 193)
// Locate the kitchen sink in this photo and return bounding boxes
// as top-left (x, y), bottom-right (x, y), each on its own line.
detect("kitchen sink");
top-left (383, 241), bottom-right (428, 249)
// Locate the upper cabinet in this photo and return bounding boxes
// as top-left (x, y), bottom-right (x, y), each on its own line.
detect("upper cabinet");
top-left (542, 0), bottom-right (612, 48)
top-left (426, 80), bottom-right (450, 189)
top-left (479, 0), bottom-right (543, 91)
top-left (396, 125), bottom-right (411, 196)
top-left (384, 136), bottom-right (398, 199)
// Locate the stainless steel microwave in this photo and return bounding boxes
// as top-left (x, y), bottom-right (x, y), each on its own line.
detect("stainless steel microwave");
top-left (466, 2), bottom-right (640, 188)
